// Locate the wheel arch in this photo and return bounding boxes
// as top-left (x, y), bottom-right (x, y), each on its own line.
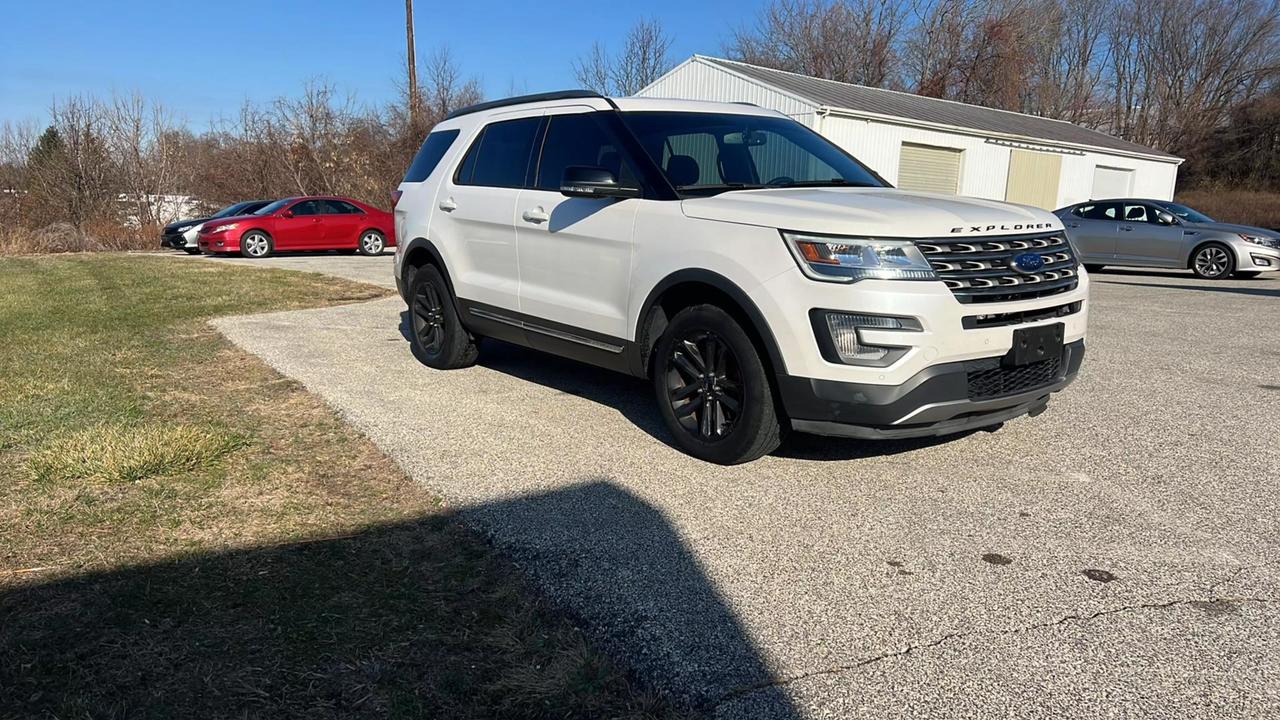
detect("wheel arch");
top-left (399, 237), bottom-right (453, 302)
top-left (1186, 238), bottom-right (1233, 269)
top-left (634, 269), bottom-right (787, 379)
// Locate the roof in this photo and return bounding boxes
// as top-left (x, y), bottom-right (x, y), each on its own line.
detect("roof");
top-left (695, 56), bottom-right (1179, 162)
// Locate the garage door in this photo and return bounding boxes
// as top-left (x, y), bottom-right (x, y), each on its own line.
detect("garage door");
top-left (1004, 149), bottom-right (1063, 209)
top-left (1092, 166), bottom-right (1134, 199)
top-left (897, 143), bottom-right (962, 194)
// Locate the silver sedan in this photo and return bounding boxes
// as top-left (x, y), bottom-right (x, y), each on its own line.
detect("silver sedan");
top-left (1055, 199), bottom-right (1280, 280)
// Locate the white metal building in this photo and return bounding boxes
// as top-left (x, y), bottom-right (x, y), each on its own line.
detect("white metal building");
top-left (638, 56), bottom-right (1182, 209)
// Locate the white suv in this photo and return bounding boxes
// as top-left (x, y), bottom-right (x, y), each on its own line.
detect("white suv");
top-left (393, 92), bottom-right (1088, 464)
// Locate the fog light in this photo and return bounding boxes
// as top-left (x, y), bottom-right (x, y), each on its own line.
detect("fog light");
top-left (1252, 254), bottom-right (1273, 267)
top-left (816, 311), bottom-right (921, 367)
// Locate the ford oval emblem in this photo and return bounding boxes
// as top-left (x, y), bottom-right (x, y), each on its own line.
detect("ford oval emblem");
top-left (1011, 252), bottom-right (1045, 274)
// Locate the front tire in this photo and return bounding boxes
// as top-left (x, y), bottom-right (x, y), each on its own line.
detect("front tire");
top-left (1191, 243), bottom-right (1234, 279)
top-left (241, 231), bottom-right (273, 259)
top-left (408, 264), bottom-right (478, 369)
top-left (653, 304), bottom-right (782, 465)
top-left (183, 248), bottom-right (201, 255)
top-left (358, 230), bottom-right (386, 256)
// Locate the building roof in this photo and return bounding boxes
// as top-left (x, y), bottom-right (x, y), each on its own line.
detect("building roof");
top-left (697, 56), bottom-right (1180, 161)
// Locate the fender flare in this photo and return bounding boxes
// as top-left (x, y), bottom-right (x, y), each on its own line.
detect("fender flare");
top-left (398, 237), bottom-right (453, 301)
top-left (634, 268), bottom-right (788, 376)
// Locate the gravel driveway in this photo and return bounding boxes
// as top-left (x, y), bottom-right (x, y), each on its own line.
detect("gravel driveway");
top-left (211, 257), bottom-right (1280, 719)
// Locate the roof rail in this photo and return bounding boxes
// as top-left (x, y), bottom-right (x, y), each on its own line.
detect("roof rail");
top-left (444, 90), bottom-right (608, 121)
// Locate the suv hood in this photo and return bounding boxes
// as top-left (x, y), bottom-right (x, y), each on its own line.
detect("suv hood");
top-left (681, 187), bottom-right (1061, 238)
top-left (1184, 220), bottom-right (1278, 238)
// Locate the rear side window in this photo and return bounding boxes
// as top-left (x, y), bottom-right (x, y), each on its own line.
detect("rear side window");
top-left (1075, 203), bottom-right (1120, 220)
top-left (324, 200), bottom-right (364, 214)
top-left (455, 117), bottom-right (542, 188)
top-left (404, 129), bottom-right (460, 183)
top-left (535, 113), bottom-right (635, 190)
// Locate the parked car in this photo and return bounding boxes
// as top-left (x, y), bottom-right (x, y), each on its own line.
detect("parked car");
top-left (198, 196), bottom-right (395, 258)
top-left (1055, 199), bottom-right (1280, 280)
top-left (392, 91), bottom-right (1089, 464)
top-left (161, 200), bottom-right (272, 254)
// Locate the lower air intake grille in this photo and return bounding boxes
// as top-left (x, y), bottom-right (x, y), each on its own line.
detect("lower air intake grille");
top-left (965, 356), bottom-right (1062, 400)
top-left (916, 233), bottom-right (1079, 304)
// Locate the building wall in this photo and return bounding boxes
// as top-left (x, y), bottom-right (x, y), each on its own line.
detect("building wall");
top-left (640, 59), bottom-right (1182, 209)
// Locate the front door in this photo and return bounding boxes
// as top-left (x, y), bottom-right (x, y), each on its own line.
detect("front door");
top-left (1115, 202), bottom-right (1184, 266)
top-left (515, 108), bottom-right (638, 340)
top-left (429, 112), bottom-right (543, 312)
top-left (1063, 201), bottom-right (1120, 262)
top-left (274, 199), bottom-right (326, 250)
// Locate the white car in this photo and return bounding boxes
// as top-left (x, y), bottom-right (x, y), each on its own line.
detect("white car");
top-left (393, 92), bottom-right (1089, 464)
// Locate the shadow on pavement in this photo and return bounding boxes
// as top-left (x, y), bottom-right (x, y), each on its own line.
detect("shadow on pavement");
top-left (399, 311), bottom-right (964, 463)
top-left (1, 481), bottom-right (800, 718)
top-left (1098, 280), bottom-right (1280, 298)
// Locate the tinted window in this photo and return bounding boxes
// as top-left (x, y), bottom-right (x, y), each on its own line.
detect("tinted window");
top-left (1122, 203), bottom-right (1150, 223)
top-left (619, 111), bottom-right (884, 195)
top-left (404, 129), bottom-right (460, 183)
top-left (291, 200), bottom-right (322, 216)
top-left (535, 113), bottom-right (635, 190)
top-left (256, 199), bottom-right (294, 215)
top-left (1076, 203), bottom-right (1120, 220)
top-left (323, 200), bottom-right (363, 214)
top-left (457, 117), bottom-right (541, 188)
top-left (1155, 201), bottom-right (1213, 223)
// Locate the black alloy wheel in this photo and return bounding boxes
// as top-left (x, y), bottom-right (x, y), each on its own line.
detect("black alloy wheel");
top-left (666, 331), bottom-right (743, 441)
top-left (407, 263), bottom-right (479, 369)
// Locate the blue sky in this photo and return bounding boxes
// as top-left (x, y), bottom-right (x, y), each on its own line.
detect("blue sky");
top-left (0, 0), bottom-right (760, 129)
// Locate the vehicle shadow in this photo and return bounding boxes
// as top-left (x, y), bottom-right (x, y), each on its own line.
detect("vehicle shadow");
top-left (0, 481), bottom-right (800, 718)
top-left (1098, 280), bottom-right (1280, 298)
top-left (399, 310), bottom-right (967, 462)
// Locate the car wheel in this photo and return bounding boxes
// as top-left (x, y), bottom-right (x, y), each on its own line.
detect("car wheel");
top-left (1191, 243), bottom-right (1234, 280)
top-left (358, 230), bottom-right (386, 256)
top-left (408, 264), bottom-right (478, 369)
top-left (1083, 264), bottom-right (1105, 273)
top-left (241, 231), bottom-right (273, 259)
top-left (653, 304), bottom-right (782, 465)
top-left (183, 248), bottom-right (201, 255)
top-left (1233, 271), bottom-right (1262, 279)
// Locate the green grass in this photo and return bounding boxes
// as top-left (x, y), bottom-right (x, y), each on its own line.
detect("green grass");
top-left (0, 254), bottom-right (690, 719)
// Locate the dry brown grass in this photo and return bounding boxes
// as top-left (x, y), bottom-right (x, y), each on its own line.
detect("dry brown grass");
top-left (0, 254), bottom-right (690, 719)
top-left (1175, 187), bottom-right (1280, 229)
top-left (0, 222), bottom-right (159, 255)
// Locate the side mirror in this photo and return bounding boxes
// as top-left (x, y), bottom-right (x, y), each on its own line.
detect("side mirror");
top-left (1155, 210), bottom-right (1176, 225)
top-left (281, 210), bottom-right (294, 218)
top-left (560, 166), bottom-right (640, 200)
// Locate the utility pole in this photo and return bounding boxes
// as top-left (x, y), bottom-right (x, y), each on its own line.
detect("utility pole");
top-left (405, 0), bottom-right (419, 125)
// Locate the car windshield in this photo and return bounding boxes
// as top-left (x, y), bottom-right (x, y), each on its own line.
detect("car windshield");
top-left (1155, 201), bottom-right (1214, 224)
top-left (618, 111), bottom-right (885, 196)
top-left (255, 199), bottom-right (293, 215)
top-left (212, 202), bottom-right (251, 219)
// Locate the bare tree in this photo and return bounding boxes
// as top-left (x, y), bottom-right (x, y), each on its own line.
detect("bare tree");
top-left (728, 0), bottom-right (907, 87)
top-left (572, 18), bottom-right (674, 95)
top-left (103, 93), bottom-right (194, 226)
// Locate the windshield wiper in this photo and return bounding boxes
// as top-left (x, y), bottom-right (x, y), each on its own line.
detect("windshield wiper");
top-left (769, 178), bottom-right (876, 189)
top-left (676, 182), bottom-right (768, 196)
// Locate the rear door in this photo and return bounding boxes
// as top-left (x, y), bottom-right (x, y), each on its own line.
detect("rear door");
top-left (319, 199), bottom-right (364, 249)
top-left (429, 112), bottom-right (543, 312)
top-left (1063, 202), bottom-right (1120, 261)
top-left (514, 108), bottom-right (639, 340)
top-left (1115, 202), bottom-right (1184, 266)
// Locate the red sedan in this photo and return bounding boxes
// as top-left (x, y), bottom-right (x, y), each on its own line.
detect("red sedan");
top-left (198, 196), bottom-right (396, 258)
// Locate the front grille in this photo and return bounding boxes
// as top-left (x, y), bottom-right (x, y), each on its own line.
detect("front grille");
top-left (965, 356), bottom-right (1062, 399)
top-left (917, 233), bottom-right (1079, 304)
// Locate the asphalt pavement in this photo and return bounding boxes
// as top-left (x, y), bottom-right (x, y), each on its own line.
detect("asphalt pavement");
top-left (210, 255), bottom-right (1280, 719)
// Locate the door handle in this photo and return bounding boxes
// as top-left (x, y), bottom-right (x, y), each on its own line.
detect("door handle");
top-left (1120, 225), bottom-right (1133, 231)
top-left (1067, 222), bottom-right (1080, 228)
top-left (438, 197), bottom-right (457, 212)
top-left (521, 207), bottom-right (549, 224)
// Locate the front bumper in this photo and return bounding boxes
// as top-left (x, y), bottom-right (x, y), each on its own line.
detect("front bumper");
top-left (780, 339), bottom-right (1085, 439)
top-left (1236, 244), bottom-right (1280, 271)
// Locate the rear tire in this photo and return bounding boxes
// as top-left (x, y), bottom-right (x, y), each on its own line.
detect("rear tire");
top-left (1084, 264), bottom-right (1105, 273)
top-left (653, 304), bottom-right (782, 465)
top-left (241, 231), bottom-right (273, 259)
top-left (408, 264), bottom-right (478, 369)
top-left (1191, 243), bottom-right (1234, 280)
top-left (358, 230), bottom-right (386, 256)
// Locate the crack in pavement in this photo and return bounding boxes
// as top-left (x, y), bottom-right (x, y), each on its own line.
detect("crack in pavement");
top-left (712, 592), bottom-right (1272, 711)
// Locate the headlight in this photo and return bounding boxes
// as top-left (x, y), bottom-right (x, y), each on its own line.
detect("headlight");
top-left (208, 223), bottom-right (239, 233)
top-left (1239, 233), bottom-right (1280, 248)
top-left (782, 231), bottom-right (937, 282)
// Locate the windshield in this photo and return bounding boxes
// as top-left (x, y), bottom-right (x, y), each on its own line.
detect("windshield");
top-left (618, 111), bottom-right (885, 196)
top-left (1155, 201), bottom-right (1214, 224)
top-left (212, 202), bottom-right (251, 219)
top-left (255, 199), bottom-right (293, 215)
